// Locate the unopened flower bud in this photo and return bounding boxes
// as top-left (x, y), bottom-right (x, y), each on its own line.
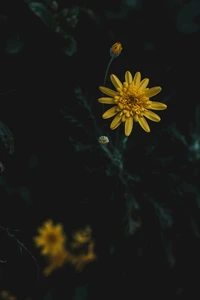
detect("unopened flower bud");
top-left (110, 42), bottom-right (123, 58)
top-left (98, 136), bottom-right (109, 145)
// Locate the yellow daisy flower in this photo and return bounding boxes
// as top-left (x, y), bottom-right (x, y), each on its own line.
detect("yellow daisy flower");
top-left (98, 71), bottom-right (167, 136)
top-left (34, 220), bottom-right (66, 255)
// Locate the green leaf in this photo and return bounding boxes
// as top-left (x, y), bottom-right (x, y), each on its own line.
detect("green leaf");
top-left (29, 154), bottom-right (39, 168)
top-left (19, 186), bottom-right (31, 203)
top-left (59, 8), bottom-right (69, 18)
top-left (61, 32), bottom-right (77, 56)
top-left (29, 2), bottom-right (57, 30)
top-left (44, 293), bottom-right (53, 300)
top-left (0, 15), bottom-right (8, 20)
top-left (177, 0), bottom-right (200, 33)
top-left (4, 35), bottom-right (24, 54)
top-left (69, 6), bottom-right (80, 17)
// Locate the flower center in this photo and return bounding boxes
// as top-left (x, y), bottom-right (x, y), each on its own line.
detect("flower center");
top-left (115, 84), bottom-right (151, 118)
top-left (47, 233), bottom-right (58, 244)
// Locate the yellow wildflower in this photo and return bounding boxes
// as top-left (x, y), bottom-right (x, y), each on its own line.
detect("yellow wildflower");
top-left (71, 226), bottom-right (92, 247)
top-left (110, 42), bottom-right (122, 57)
top-left (0, 290), bottom-right (17, 300)
top-left (68, 242), bottom-right (97, 272)
top-left (34, 220), bottom-right (66, 255)
top-left (98, 71), bottom-right (167, 136)
top-left (43, 249), bottom-right (69, 276)
top-left (0, 290), bottom-right (9, 297)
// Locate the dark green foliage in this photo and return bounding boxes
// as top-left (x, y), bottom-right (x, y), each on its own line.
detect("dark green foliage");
top-left (0, 0), bottom-right (200, 299)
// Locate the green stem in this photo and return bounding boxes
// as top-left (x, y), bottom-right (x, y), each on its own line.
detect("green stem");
top-left (103, 57), bottom-right (114, 86)
top-left (102, 56), bottom-right (115, 114)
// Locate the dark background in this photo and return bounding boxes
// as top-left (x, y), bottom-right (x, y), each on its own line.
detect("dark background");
top-left (0, 0), bottom-right (200, 299)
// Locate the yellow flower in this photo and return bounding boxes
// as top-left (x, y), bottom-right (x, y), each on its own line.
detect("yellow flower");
top-left (34, 220), bottom-right (66, 255)
top-left (0, 290), bottom-right (17, 300)
top-left (110, 42), bottom-right (122, 57)
top-left (98, 71), bottom-right (167, 136)
top-left (68, 242), bottom-right (97, 272)
top-left (7, 296), bottom-right (17, 300)
top-left (0, 290), bottom-right (9, 298)
top-left (71, 226), bottom-right (92, 248)
top-left (43, 249), bottom-right (69, 276)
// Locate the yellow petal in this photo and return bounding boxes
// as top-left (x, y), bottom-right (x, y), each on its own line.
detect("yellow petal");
top-left (41, 248), bottom-right (49, 255)
top-left (122, 114), bottom-right (126, 122)
top-left (102, 106), bottom-right (118, 119)
top-left (138, 78), bottom-right (149, 91)
top-left (145, 86), bottom-right (162, 98)
top-left (143, 110), bottom-right (161, 122)
top-left (133, 72), bottom-right (141, 87)
top-left (111, 120), bottom-right (122, 130)
top-left (125, 117), bottom-right (134, 136)
top-left (98, 97), bottom-right (115, 104)
top-left (138, 117), bottom-right (150, 132)
top-left (110, 113), bottom-right (122, 129)
top-left (99, 86), bottom-right (118, 97)
top-left (110, 74), bottom-right (123, 89)
top-left (133, 114), bottom-right (139, 122)
top-left (125, 71), bottom-right (132, 84)
top-left (55, 224), bottom-right (62, 231)
top-left (150, 101), bottom-right (167, 110)
top-left (44, 220), bottom-right (53, 228)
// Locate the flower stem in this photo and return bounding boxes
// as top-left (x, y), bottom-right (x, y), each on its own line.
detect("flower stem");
top-left (103, 57), bottom-right (114, 86)
top-left (102, 56), bottom-right (114, 113)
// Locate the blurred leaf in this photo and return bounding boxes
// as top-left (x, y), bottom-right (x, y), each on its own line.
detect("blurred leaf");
top-left (0, 15), bottom-right (8, 21)
top-left (179, 181), bottom-right (198, 194)
top-left (0, 121), bottom-right (14, 154)
top-left (19, 186), bottom-right (32, 204)
top-left (146, 195), bottom-right (173, 229)
top-left (29, 154), bottom-right (39, 168)
top-left (125, 0), bottom-right (142, 9)
top-left (29, 2), bottom-right (57, 30)
top-left (69, 6), bottom-right (80, 17)
top-left (44, 293), bottom-right (52, 300)
top-left (144, 41), bottom-right (154, 51)
top-left (62, 33), bottom-right (77, 56)
top-left (73, 285), bottom-right (88, 300)
top-left (59, 8), bottom-right (69, 17)
top-left (55, 27), bottom-right (77, 55)
top-left (69, 137), bottom-right (95, 152)
top-left (177, 0), bottom-right (200, 33)
top-left (0, 176), bottom-right (18, 194)
top-left (105, 7), bottom-right (128, 20)
top-left (4, 35), bottom-right (24, 54)
top-left (0, 162), bottom-right (5, 172)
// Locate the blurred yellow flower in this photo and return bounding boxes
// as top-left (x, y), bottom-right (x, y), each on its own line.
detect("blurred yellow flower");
top-left (0, 290), bottom-right (17, 300)
top-left (34, 220), bottom-right (66, 255)
top-left (68, 242), bottom-right (97, 272)
top-left (0, 290), bottom-right (9, 298)
top-left (34, 223), bottom-right (97, 275)
top-left (98, 71), bottom-right (167, 136)
top-left (110, 42), bottom-right (122, 57)
top-left (71, 226), bottom-right (92, 249)
top-left (43, 249), bottom-right (69, 276)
